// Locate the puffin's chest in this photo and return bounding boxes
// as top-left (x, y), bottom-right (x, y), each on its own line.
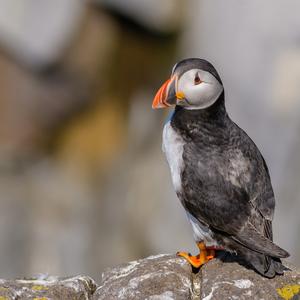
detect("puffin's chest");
top-left (162, 121), bottom-right (185, 193)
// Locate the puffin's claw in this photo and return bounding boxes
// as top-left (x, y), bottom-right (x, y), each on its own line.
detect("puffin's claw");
top-left (176, 242), bottom-right (216, 268)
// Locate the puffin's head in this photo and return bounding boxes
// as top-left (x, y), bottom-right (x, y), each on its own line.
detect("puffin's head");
top-left (152, 58), bottom-right (223, 110)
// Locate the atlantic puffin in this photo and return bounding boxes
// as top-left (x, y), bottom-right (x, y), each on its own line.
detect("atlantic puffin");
top-left (152, 58), bottom-right (289, 278)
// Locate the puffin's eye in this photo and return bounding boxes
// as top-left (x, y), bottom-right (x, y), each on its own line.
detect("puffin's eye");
top-left (194, 73), bottom-right (202, 85)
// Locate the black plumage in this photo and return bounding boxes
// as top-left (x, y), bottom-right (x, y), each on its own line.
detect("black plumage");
top-left (161, 59), bottom-right (289, 278)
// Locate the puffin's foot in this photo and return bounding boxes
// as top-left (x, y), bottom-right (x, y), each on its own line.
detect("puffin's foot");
top-left (176, 241), bottom-right (216, 268)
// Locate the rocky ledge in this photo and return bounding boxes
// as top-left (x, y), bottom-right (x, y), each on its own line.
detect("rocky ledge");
top-left (0, 253), bottom-right (299, 299)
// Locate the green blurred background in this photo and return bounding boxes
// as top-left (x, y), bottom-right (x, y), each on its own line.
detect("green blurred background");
top-left (0, 0), bottom-right (299, 279)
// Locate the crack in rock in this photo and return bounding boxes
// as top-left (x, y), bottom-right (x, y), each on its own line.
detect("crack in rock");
top-left (0, 254), bottom-right (299, 299)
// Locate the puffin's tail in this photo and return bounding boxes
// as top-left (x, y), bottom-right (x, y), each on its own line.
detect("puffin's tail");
top-left (264, 257), bottom-right (286, 278)
top-left (242, 250), bottom-right (287, 278)
top-left (232, 225), bottom-right (289, 258)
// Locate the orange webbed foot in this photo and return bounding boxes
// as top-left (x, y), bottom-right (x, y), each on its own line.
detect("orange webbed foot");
top-left (176, 242), bottom-right (216, 269)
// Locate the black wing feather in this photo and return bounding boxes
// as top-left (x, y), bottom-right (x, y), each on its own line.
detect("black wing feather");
top-left (180, 125), bottom-right (289, 258)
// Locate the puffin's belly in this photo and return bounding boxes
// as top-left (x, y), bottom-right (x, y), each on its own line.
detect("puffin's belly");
top-left (163, 122), bottom-right (219, 246)
top-left (186, 212), bottom-right (218, 246)
top-left (162, 122), bottom-right (184, 193)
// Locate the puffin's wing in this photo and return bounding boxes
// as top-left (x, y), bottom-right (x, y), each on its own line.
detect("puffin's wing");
top-left (231, 221), bottom-right (289, 258)
top-left (185, 187), bottom-right (288, 258)
top-left (249, 155), bottom-right (275, 241)
top-left (233, 122), bottom-right (276, 240)
top-left (182, 157), bottom-right (289, 258)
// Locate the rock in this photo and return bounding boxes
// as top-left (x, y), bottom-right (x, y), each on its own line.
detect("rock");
top-left (95, 253), bottom-right (300, 300)
top-left (96, 0), bottom-right (183, 33)
top-left (0, 275), bottom-right (97, 300)
top-left (94, 254), bottom-right (192, 300)
top-left (0, 0), bottom-right (85, 69)
top-left (0, 254), bottom-right (299, 299)
top-left (200, 254), bottom-right (300, 300)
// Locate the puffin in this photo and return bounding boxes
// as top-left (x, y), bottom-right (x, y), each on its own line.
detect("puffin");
top-left (152, 58), bottom-right (289, 278)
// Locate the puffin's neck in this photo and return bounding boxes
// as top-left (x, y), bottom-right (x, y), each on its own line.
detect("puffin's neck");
top-left (170, 92), bottom-right (229, 140)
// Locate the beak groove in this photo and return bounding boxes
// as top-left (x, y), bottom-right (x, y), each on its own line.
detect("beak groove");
top-left (152, 75), bottom-right (177, 109)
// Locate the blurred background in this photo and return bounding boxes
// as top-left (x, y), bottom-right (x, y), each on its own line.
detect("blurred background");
top-left (0, 0), bottom-right (299, 279)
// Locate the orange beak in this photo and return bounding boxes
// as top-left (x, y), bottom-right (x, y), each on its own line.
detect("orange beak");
top-left (152, 75), bottom-right (178, 109)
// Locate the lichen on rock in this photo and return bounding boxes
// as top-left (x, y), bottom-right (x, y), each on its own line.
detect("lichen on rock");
top-left (0, 275), bottom-right (96, 300)
top-left (0, 254), bottom-right (299, 299)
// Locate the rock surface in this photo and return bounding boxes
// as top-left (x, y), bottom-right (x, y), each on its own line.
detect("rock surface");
top-left (0, 275), bottom-right (97, 300)
top-left (199, 254), bottom-right (300, 300)
top-left (94, 254), bottom-right (192, 299)
top-left (95, 253), bottom-right (300, 300)
top-left (0, 254), bottom-right (299, 299)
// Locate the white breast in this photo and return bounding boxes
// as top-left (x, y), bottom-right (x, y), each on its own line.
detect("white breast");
top-left (163, 122), bottom-right (219, 246)
top-left (187, 212), bottom-right (218, 246)
top-left (162, 121), bottom-right (184, 193)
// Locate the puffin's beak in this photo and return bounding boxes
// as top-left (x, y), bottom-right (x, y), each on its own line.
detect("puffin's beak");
top-left (152, 75), bottom-right (178, 109)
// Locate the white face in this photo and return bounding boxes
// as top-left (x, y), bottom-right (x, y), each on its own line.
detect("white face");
top-left (176, 69), bottom-right (223, 109)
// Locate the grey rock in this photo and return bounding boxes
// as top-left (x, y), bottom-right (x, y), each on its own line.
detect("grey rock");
top-left (0, 254), bottom-right (299, 299)
top-left (94, 254), bottom-right (192, 299)
top-left (0, 0), bottom-right (84, 69)
top-left (200, 254), bottom-right (300, 300)
top-left (95, 253), bottom-right (300, 300)
top-left (0, 275), bottom-right (97, 300)
top-left (96, 0), bottom-right (182, 32)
